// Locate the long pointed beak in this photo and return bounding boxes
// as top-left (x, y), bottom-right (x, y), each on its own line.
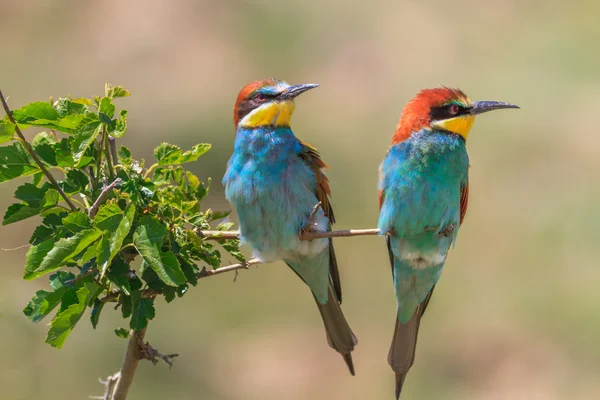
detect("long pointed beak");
top-left (470, 100), bottom-right (520, 115)
top-left (280, 83), bottom-right (319, 100)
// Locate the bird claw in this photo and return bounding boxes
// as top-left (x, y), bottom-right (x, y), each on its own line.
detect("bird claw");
top-left (300, 202), bottom-right (322, 235)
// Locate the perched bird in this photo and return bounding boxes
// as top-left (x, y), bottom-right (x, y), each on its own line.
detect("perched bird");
top-left (223, 79), bottom-right (358, 374)
top-left (378, 87), bottom-right (518, 398)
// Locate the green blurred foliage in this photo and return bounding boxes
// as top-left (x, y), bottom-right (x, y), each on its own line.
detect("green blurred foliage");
top-left (1, 1), bottom-right (599, 399)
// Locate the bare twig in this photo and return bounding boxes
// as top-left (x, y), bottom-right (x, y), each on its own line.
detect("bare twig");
top-left (198, 258), bottom-right (262, 279)
top-left (89, 178), bottom-right (122, 218)
top-left (0, 89), bottom-right (77, 211)
top-left (139, 340), bottom-right (179, 368)
top-left (111, 328), bottom-right (147, 400)
top-left (66, 268), bottom-right (96, 285)
top-left (197, 228), bottom-right (381, 241)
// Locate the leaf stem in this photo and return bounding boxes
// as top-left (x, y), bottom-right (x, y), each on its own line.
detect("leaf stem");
top-left (0, 89), bottom-right (77, 211)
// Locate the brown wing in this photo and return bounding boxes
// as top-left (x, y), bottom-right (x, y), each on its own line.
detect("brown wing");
top-left (298, 140), bottom-right (341, 301)
top-left (298, 140), bottom-right (335, 223)
top-left (459, 181), bottom-right (469, 226)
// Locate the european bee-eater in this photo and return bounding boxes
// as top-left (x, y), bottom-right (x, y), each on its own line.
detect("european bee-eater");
top-left (223, 79), bottom-right (358, 374)
top-left (378, 87), bottom-right (518, 398)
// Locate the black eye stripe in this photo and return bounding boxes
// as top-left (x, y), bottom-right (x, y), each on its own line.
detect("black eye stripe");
top-left (430, 104), bottom-right (471, 121)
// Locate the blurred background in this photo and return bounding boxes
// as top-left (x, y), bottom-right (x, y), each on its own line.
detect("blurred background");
top-left (1, 0), bottom-right (599, 399)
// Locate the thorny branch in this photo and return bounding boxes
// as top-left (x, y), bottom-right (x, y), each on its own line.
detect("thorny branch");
top-left (0, 89), bottom-right (78, 211)
top-left (197, 227), bottom-right (381, 240)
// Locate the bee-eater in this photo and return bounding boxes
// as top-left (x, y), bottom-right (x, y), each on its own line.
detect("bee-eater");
top-left (223, 79), bottom-right (358, 374)
top-left (378, 87), bottom-right (518, 398)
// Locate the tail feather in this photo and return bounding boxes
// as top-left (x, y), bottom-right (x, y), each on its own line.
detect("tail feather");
top-left (388, 288), bottom-right (435, 398)
top-left (315, 285), bottom-right (358, 375)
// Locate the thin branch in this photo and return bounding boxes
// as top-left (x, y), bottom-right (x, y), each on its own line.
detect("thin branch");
top-left (0, 89), bottom-right (77, 211)
top-left (197, 228), bottom-right (381, 241)
top-left (112, 328), bottom-right (147, 400)
top-left (66, 268), bottom-right (96, 285)
top-left (104, 130), bottom-right (115, 179)
top-left (108, 137), bottom-right (118, 166)
top-left (89, 178), bottom-right (122, 218)
top-left (198, 258), bottom-right (262, 279)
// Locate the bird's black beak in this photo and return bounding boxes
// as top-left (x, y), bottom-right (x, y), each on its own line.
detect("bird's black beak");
top-left (280, 84), bottom-right (319, 100)
top-left (469, 100), bottom-right (520, 115)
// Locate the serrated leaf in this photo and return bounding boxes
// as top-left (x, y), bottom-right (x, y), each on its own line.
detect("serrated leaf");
top-left (154, 143), bottom-right (211, 166)
top-left (23, 270), bottom-right (75, 323)
top-left (12, 102), bottom-right (59, 124)
top-left (105, 84), bottom-right (131, 99)
top-left (94, 203), bottom-right (123, 232)
top-left (24, 229), bottom-right (103, 280)
top-left (179, 257), bottom-right (199, 286)
top-left (115, 328), bottom-right (130, 338)
top-left (133, 216), bottom-right (186, 286)
top-left (62, 211), bottom-right (91, 233)
top-left (0, 142), bottom-right (40, 183)
top-left (71, 116), bottom-right (101, 165)
top-left (108, 110), bottom-right (127, 138)
top-left (54, 98), bottom-right (89, 117)
top-left (45, 282), bottom-right (99, 348)
top-left (29, 225), bottom-right (53, 245)
top-left (3, 184), bottom-right (60, 225)
top-left (151, 167), bottom-right (171, 185)
top-left (61, 169), bottom-right (88, 194)
top-left (22, 114), bottom-right (87, 134)
top-left (130, 293), bottom-right (155, 330)
top-left (99, 97), bottom-right (115, 119)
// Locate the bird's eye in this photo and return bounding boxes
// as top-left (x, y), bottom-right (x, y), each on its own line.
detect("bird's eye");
top-left (255, 93), bottom-right (266, 101)
top-left (448, 104), bottom-right (460, 115)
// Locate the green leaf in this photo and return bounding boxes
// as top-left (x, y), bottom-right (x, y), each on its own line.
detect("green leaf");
top-left (0, 142), bottom-right (40, 183)
top-left (179, 257), bottom-right (199, 286)
top-left (133, 216), bottom-right (186, 286)
top-left (3, 184), bottom-right (60, 225)
top-left (106, 257), bottom-right (133, 295)
top-left (96, 203), bottom-right (134, 275)
top-left (23, 270), bottom-right (75, 323)
top-left (118, 145), bottom-right (131, 160)
top-left (99, 97), bottom-right (115, 119)
top-left (32, 172), bottom-right (44, 186)
top-left (105, 84), bottom-right (131, 99)
top-left (54, 98), bottom-right (89, 117)
top-left (115, 328), bottom-right (130, 339)
top-left (45, 282), bottom-right (99, 348)
top-left (108, 110), bottom-right (127, 138)
top-left (29, 225), bottom-right (53, 245)
top-left (24, 229), bottom-right (103, 280)
top-left (62, 211), bottom-right (91, 233)
top-left (154, 143), bottom-right (211, 166)
top-left (71, 115), bottom-right (101, 165)
top-left (61, 169), bottom-right (88, 194)
top-left (90, 299), bottom-right (104, 329)
top-left (22, 114), bottom-right (87, 134)
top-left (94, 203), bottom-right (123, 231)
top-left (130, 292), bottom-right (155, 330)
top-left (0, 120), bottom-right (15, 143)
top-left (151, 167), bottom-right (171, 185)
top-left (12, 102), bottom-right (59, 124)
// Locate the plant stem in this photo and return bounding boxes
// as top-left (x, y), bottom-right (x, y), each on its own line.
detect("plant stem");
top-left (0, 89), bottom-right (77, 211)
top-left (105, 131), bottom-right (115, 179)
top-left (96, 129), bottom-right (105, 180)
top-left (112, 328), bottom-right (147, 400)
